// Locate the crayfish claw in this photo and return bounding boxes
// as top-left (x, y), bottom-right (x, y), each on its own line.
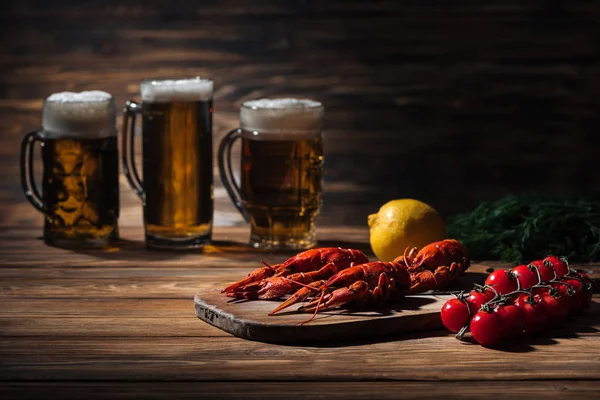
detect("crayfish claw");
top-left (298, 281), bottom-right (369, 313)
top-left (408, 269), bottom-right (439, 294)
top-left (224, 282), bottom-right (269, 300)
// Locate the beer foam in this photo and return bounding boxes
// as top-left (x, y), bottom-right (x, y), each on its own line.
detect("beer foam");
top-left (46, 91), bottom-right (112, 103)
top-left (240, 98), bottom-right (323, 136)
top-left (42, 90), bottom-right (116, 139)
top-left (141, 77), bottom-right (214, 102)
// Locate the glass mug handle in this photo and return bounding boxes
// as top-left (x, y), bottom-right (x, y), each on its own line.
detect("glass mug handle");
top-left (121, 100), bottom-right (144, 199)
top-left (218, 128), bottom-right (250, 223)
top-left (20, 131), bottom-right (45, 212)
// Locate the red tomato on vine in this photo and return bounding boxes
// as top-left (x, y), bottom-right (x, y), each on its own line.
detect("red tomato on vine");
top-left (440, 298), bottom-right (471, 333)
top-left (538, 292), bottom-right (569, 326)
top-left (511, 264), bottom-right (539, 289)
top-left (543, 256), bottom-right (570, 279)
top-left (466, 289), bottom-right (495, 312)
top-left (470, 309), bottom-right (504, 346)
top-left (495, 304), bottom-right (526, 338)
top-left (528, 260), bottom-right (555, 282)
top-left (484, 269), bottom-right (518, 294)
top-left (514, 293), bottom-right (548, 333)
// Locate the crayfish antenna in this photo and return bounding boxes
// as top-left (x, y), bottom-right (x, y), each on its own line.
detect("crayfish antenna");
top-left (260, 261), bottom-right (277, 271)
top-left (403, 245), bottom-right (415, 268)
top-left (268, 279), bottom-right (324, 316)
top-left (294, 291), bottom-right (325, 326)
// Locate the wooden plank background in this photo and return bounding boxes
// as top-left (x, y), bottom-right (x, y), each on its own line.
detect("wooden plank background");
top-left (2, 0), bottom-right (599, 229)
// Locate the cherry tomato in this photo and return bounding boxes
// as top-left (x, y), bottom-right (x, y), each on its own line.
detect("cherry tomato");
top-left (470, 310), bottom-right (504, 346)
top-left (511, 264), bottom-right (539, 289)
top-left (581, 285), bottom-right (593, 309)
top-left (543, 256), bottom-right (570, 279)
top-left (495, 304), bottom-right (526, 338)
top-left (551, 281), bottom-right (574, 298)
top-left (570, 279), bottom-right (593, 311)
top-left (484, 269), bottom-right (519, 294)
top-left (466, 289), bottom-right (495, 312)
top-left (561, 278), bottom-right (584, 314)
top-left (539, 292), bottom-right (569, 326)
top-left (576, 271), bottom-right (593, 285)
top-left (531, 286), bottom-right (549, 296)
top-left (528, 260), bottom-right (555, 283)
top-left (574, 271), bottom-right (594, 305)
top-left (578, 272), bottom-right (595, 305)
top-left (514, 293), bottom-right (548, 333)
top-left (440, 298), bottom-right (471, 333)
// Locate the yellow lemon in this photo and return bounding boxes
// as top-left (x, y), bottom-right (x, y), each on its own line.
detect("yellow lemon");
top-left (367, 199), bottom-right (447, 261)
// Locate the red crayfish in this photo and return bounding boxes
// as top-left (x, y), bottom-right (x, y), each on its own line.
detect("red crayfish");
top-left (222, 239), bottom-right (470, 321)
top-left (221, 247), bottom-right (369, 300)
top-left (268, 260), bottom-right (412, 319)
top-left (403, 238), bottom-right (470, 294)
top-left (269, 238), bottom-right (470, 319)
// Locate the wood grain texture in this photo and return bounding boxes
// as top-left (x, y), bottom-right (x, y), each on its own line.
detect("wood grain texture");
top-left (2, 381), bottom-right (600, 400)
top-left (2, 321), bottom-right (600, 381)
top-left (1, 316), bottom-right (226, 338)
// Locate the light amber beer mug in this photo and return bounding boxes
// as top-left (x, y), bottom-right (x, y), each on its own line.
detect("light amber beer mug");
top-left (20, 91), bottom-right (120, 248)
top-left (218, 98), bottom-right (324, 250)
top-left (122, 77), bottom-right (214, 249)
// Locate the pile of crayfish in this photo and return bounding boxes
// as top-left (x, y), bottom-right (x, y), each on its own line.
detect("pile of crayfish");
top-left (440, 255), bottom-right (595, 346)
top-left (221, 238), bottom-right (470, 323)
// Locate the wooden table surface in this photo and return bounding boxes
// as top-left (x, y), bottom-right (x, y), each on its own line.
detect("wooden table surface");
top-left (1, 219), bottom-right (599, 399)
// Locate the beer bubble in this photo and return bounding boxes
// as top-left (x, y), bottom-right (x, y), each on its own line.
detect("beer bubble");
top-left (141, 77), bottom-right (214, 103)
top-left (42, 90), bottom-right (116, 139)
top-left (240, 98), bottom-right (324, 138)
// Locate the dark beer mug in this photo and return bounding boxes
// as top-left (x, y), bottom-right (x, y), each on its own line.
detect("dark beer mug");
top-left (121, 77), bottom-right (214, 249)
top-left (218, 98), bottom-right (324, 250)
top-left (20, 91), bottom-right (120, 248)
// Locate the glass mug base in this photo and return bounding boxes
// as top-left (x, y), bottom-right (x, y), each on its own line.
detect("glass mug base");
top-left (249, 230), bottom-right (317, 251)
top-left (43, 228), bottom-right (119, 249)
top-left (145, 232), bottom-right (211, 250)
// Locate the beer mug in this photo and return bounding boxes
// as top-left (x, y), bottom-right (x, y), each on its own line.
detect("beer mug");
top-left (218, 98), bottom-right (324, 250)
top-left (20, 91), bottom-right (120, 248)
top-left (122, 77), bottom-right (214, 249)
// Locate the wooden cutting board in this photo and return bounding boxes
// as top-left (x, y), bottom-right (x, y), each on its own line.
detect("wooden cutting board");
top-left (194, 286), bottom-right (453, 344)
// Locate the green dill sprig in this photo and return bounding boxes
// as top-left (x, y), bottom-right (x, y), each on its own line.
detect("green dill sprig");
top-left (447, 193), bottom-right (600, 264)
